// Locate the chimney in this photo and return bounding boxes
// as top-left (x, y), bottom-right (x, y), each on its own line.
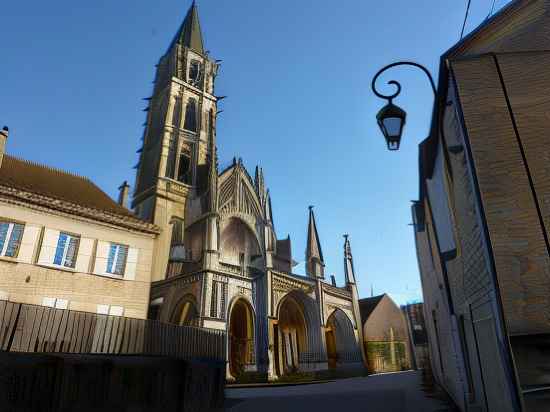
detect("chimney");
top-left (330, 275), bottom-right (336, 287)
top-left (0, 126), bottom-right (8, 169)
top-left (118, 181), bottom-right (130, 208)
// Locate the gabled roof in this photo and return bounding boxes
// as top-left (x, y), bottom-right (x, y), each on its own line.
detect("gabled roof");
top-left (0, 155), bottom-right (159, 233)
top-left (359, 294), bottom-right (386, 325)
top-left (169, 1), bottom-right (205, 54)
top-left (306, 206), bottom-right (324, 262)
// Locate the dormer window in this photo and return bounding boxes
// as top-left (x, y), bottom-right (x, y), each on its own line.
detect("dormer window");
top-left (188, 60), bottom-right (202, 86)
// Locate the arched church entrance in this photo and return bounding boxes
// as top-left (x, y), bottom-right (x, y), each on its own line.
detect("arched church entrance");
top-left (325, 309), bottom-right (359, 368)
top-left (171, 295), bottom-right (199, 326)
top-left (228, 298), bottom-right (255, 377)
top-left (277, 295), bottom-right (308, 374)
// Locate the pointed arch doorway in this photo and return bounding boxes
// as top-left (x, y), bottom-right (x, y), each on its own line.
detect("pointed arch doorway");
top-left (228, 298), bottom-right (255, 377)
top-left (276, 295), bottom-right (308, 374)
top-left (325, 309), bottom-right (360, 369)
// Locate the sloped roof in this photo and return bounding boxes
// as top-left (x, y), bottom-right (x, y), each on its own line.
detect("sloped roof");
top-left (0, 155), bottom-right (158, 233)
top-left (0, 155), bottom-right (131, 216)
top-left (359, 294), bottom-right (386, 325)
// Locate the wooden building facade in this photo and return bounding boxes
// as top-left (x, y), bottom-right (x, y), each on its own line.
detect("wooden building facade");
top-left (414, 1), bottom-right (550, 410)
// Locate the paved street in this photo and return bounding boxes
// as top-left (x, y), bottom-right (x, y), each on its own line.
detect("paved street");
top-left (224, 371), bottom-right (458, 412)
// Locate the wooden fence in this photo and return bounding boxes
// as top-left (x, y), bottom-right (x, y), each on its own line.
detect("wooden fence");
top-left (0, 300), bottom-right (226, 362)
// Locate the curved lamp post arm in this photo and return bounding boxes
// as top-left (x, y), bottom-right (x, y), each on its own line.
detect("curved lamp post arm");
top-left (371, 61), bottom-right (437, 103)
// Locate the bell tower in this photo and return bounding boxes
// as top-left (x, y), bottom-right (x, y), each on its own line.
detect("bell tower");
top-left (132, 1), bottom-right (220, 281)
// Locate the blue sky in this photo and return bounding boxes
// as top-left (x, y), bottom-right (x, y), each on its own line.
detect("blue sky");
top-left (1, 0), bottom-right (510, 304)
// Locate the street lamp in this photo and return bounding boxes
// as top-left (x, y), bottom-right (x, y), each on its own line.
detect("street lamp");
top-left (371, 61), bottom-right (437, 151)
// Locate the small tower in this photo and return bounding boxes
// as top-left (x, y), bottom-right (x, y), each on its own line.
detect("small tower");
top-left (132, 1), bottom-right (220, 280)
top-left (343, 234), bottom-right (368, 366)
top-left (343, 234), bottom-right (356, 284)
top-left (305, 206), bottom-right (325, 278)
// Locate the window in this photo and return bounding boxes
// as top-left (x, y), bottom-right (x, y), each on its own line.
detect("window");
top-left (184, 98), bottom-right (197, 132)
top-left (97, 304), bottom-right (124, 316)
top-left (188, 60), bottom-right (202, 85)
top-left (42, 297), bottom-right (68, 309)
top-left (106, 243), bottom-right (129, 276)
top-left (177, 154), bottom-right (191, 183)
top-left (53, 232), bottom-right (80, 268)
top-left (0, 221), bottom-right (24, 258)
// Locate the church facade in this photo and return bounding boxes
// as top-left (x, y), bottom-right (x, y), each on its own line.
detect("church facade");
top-left (133, 3), bottom-right (365, 380)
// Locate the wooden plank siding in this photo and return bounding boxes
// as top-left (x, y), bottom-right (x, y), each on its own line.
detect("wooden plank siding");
top-left (0, 300), bottom-right (226, 362)
top-left (452, 53), bottom-right (550, 335)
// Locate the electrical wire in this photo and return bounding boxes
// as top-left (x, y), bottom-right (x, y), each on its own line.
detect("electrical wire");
top-left (488, 0), bottom-right (497, 17)
top-left (460, 0), bottom-right (472, 40)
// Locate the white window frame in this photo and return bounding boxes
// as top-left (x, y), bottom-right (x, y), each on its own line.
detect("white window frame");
top-left (105, 243), bottom-right (128, 276)
top-left (97, 304), bottom-right (124, 317)
top-left (42, 297), bottom-right (69, 309)
top-left (53, 232), bottom-right (80, 268)
top-left (0, 221), bottom-right (24, 258)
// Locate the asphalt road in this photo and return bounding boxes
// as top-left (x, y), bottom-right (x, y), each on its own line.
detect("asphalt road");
top-left (224, 370), bottom-right (458, 412)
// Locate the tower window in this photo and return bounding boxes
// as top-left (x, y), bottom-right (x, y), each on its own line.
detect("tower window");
top-left (184, 98), bottom-right (197, 132)
top-left (189, 60), bottom-right (202, 85)
top-left (177, 154), bottom-right (191, 184)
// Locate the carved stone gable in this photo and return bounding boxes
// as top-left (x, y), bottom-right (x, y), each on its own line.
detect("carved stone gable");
top-left (218, 164), bottom-right (263, 222)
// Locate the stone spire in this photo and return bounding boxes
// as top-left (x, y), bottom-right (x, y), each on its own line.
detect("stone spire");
top-left (343, 234), bottom-right (356, 284)
top-left (170, 1), bottom-right (205, 54)
top-left (306, 206), bottom-right (325, 278)
top-left (255, 165), bottom-right (266, 206)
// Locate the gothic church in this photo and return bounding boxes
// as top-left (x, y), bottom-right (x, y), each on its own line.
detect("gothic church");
top-left (133, 2), bottom-right (365, 380)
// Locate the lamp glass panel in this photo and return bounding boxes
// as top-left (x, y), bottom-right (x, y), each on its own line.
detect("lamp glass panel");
top-left (382, 117), bottom-right (403, 137)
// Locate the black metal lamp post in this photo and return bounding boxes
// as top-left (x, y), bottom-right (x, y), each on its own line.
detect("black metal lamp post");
top-left (371, 61), bottom-right (437, 151)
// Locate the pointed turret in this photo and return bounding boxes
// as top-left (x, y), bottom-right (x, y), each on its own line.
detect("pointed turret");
top-left (255, 166), bottom-right (265, 203)
top-left (170, 1), bottom-right (205, 54)
top-left (306, 206), bottom-right (325, 278)
top-left (343, 234), bottom-right (356, 284)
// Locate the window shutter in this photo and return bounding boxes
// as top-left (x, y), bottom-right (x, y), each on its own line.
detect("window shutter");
top-left (75, 238), bottom-right (94, 273)
top-left (18, 225), bottom-right (40, 263)
top-left (93, 241), bottom-right (110, 275)
top-left (124, 247), bottom-right (138, 281)
top-left (38, 229), bottom-right (60, 266)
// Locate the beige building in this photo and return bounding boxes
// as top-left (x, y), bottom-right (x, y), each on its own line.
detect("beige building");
top-left (0, 127), bottom-right (159, 319)
top-left (359, 294), bottom-right (411, 373)
top-left (412, 0), bottom-right (550, 410)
